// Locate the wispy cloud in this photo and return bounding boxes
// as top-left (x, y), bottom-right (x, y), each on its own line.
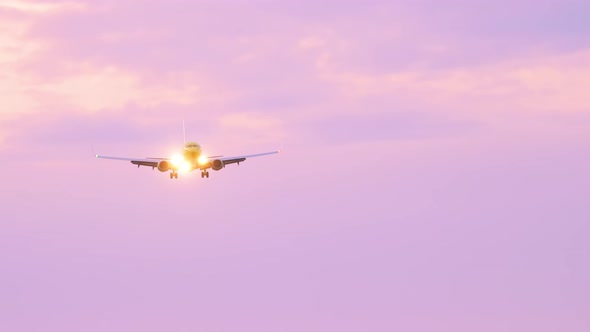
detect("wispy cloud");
top-left (0, 0), bottom-right (85, 14)
top-left (39, 64), bottom-right (200, 112)
top-left (0, 6), bottom-right (201, 120)
top-left (2, 0), bottom-right (590, 143)
top-left (0, 19), bottom-right (44, 119)
top-left (216, 112), bottom-right (286, 147)
top-left (321, 48), bottom-right (590, 114)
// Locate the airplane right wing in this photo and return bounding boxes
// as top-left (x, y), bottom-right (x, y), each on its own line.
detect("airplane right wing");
top-left (216, 150), bottom-right (280, 166)
top-left (198, 150), bottom-right (280, 169)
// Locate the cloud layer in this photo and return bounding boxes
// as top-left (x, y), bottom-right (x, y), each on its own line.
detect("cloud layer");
top-left (1, 1), bottom-right (589, 331)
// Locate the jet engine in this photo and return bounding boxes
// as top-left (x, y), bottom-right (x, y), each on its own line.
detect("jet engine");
top-left (211, 159), bottom-right (225, 171)
top-left (157, 160), bottom-right (172, 172)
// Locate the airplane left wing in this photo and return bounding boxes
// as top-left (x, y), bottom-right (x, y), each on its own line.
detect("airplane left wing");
top-left (95, 155), bottom-right (161, 168)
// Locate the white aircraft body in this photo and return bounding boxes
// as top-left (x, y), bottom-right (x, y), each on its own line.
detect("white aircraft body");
top-left (96, 127), bottom-right (279, 179)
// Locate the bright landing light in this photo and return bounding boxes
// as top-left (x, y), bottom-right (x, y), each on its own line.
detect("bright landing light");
top-left (171, 154), bottom-right (184, 167)
top-left (180, 161), bottom-right (192, 173)
top-left (198, 155), bottom-right (208, 165)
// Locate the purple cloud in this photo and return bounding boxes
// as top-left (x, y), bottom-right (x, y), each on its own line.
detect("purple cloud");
top-left (0, 1), bottom-right (589, 331)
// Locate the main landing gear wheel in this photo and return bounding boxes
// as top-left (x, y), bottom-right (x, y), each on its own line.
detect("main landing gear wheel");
top-left (170, 172), bottom-right (178, 179)
top-left (201, 171), bottom-right (210, 178)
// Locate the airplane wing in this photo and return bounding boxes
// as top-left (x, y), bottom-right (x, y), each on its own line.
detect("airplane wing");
top-left (95, 155), bottom-right (162, 168)
top-left (211, 150), bottom-right (280, 166)
top-left (96, 150), bottom-right (280, 172)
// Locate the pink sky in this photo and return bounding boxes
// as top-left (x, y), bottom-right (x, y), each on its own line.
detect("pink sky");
top-left (1, 1), bottom-right (589, 331)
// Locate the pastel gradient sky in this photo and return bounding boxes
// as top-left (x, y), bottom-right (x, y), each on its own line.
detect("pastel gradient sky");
top-left (1, 1), bottom-right (589, 331)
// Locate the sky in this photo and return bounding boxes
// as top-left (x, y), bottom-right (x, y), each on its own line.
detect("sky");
top-left (0, 0), bottom-right (589, 331)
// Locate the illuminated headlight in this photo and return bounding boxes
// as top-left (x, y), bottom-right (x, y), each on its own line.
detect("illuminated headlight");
top-left (171, 154), bottom-right (184, 167)
top-left (198, 155), bottom-right (208, 165)
top-left (180, 161), bottom-right (192, 173)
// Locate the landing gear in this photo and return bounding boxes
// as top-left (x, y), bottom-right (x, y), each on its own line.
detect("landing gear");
top-left (201, 170), bottom-right (209, 178)
top-left (170, 171), bottom-right (178, 179)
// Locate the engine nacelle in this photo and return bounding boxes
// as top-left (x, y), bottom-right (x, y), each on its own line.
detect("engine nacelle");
top-left (157, 160), bottom-right (172, 172)
top-left (211, 159), bottom-right (225, 171)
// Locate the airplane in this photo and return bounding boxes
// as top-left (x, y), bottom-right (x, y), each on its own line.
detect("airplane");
top-left (95, 124), bottom-right (280, 179)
